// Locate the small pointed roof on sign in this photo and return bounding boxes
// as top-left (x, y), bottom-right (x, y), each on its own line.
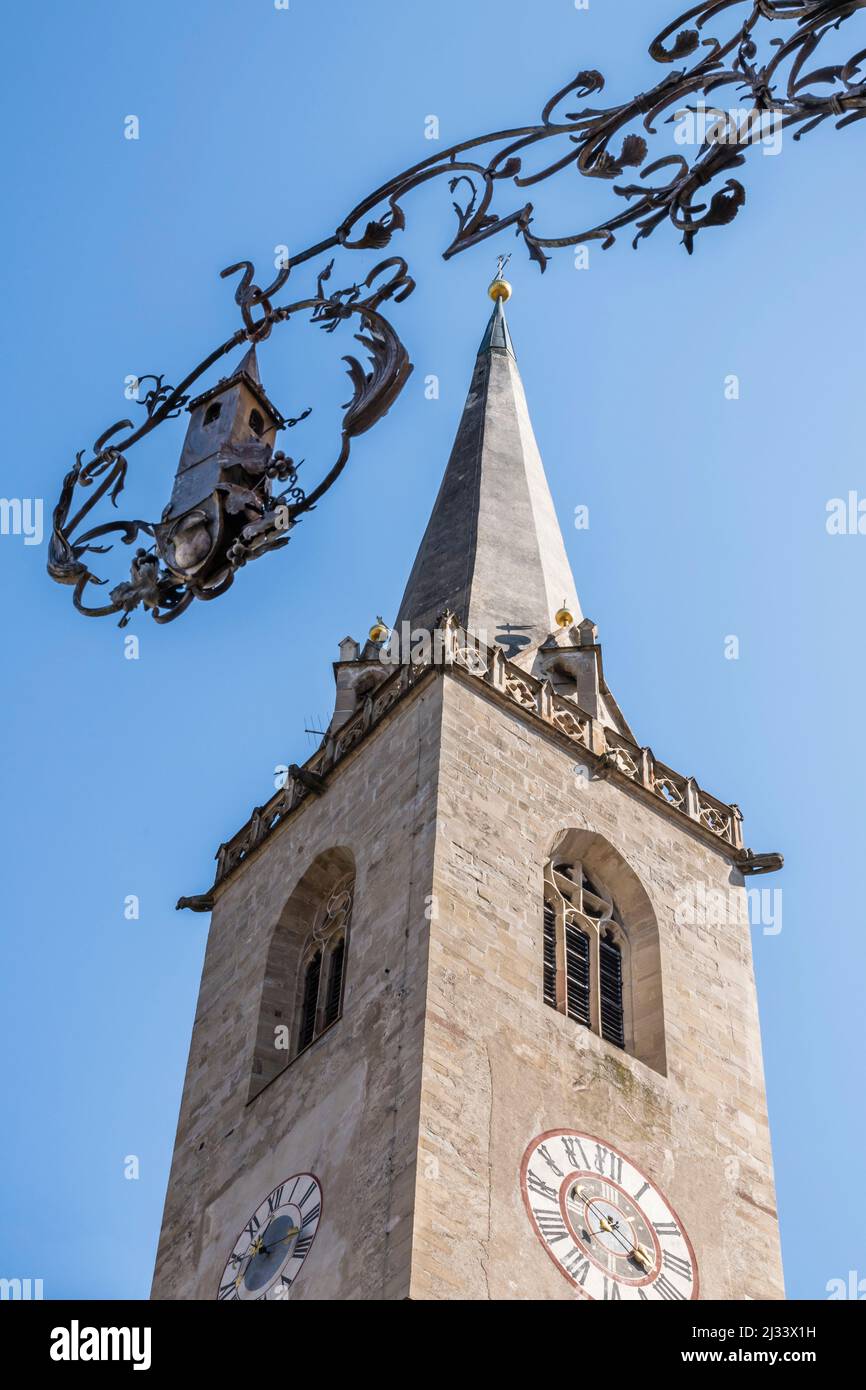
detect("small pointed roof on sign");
top-left (187, 341), bottom-right (283, 423)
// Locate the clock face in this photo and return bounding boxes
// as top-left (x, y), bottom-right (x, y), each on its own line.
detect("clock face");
top-left (217, 1173), bottom-right (322, 1301)
top-left (521, 1130), bottom-right (699, 1301)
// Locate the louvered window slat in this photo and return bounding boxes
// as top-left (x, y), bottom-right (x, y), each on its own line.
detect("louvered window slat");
top-left (543, 902), bottom-right (557, 1008)
top-left (298, 950), bottom-right (322, 1051)
top-left (544, 861), bottom-right (629, 1052)
top-left (564, 922), bottom-right (591, 1027)
top-left (599, 934), bottom-right (625, 1048)
top-left (323, 938), bottom-right (345, 1028)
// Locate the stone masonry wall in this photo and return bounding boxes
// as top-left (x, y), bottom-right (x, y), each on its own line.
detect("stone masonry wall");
top-left (151, 677), bottom-right (442, 1301)
top-left (153, 661), bottom-right (782, 1302)
top-left (409, 672), bottom-right (783, 1301)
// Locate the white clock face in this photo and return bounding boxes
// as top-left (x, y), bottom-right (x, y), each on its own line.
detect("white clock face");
top-left (521, 1130), bottom-right (699, 1301)
top-left (217, 1173), bottom-right (322, 1301)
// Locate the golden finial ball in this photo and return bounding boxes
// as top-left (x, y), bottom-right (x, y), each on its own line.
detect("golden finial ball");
top-left (488, 278), bottom-right (512, 302)
top-left (369, 617), bottom-right (389, 644)
top-left (555, 605), bottom-right (574, 629)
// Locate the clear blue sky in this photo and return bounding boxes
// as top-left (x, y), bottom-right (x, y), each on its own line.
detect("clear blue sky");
top-left (1, 0), bottom-right (864, 1300)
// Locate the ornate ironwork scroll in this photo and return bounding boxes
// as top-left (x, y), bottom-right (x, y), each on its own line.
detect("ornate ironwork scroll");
top-left (49, 1), bottom-right (865, 625)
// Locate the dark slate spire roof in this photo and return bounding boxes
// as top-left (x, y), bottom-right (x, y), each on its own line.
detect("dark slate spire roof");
top-left (477, 295), bottom-right (515, 356)
top-left (394, 294), bottom-right (582, 658)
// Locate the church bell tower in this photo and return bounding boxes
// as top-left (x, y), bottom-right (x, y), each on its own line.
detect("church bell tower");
top-left (152, 278), bottom-right (784, 1302)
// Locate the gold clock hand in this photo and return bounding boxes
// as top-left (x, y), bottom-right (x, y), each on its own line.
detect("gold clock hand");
top-left (232, 1244), bottom-right (257, 1287)
top-left (574, 1187), bottom-right (656, 1273)
top-left (572, 1185), bottom-right (635, 1259)
top-left (262, 1225), bottom-right (300, 1254)
top-left (233, 1232), bottom-right (266, 1276)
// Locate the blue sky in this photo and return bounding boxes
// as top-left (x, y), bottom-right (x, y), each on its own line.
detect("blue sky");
top-left (1, 0), bottom-right (864, 1300)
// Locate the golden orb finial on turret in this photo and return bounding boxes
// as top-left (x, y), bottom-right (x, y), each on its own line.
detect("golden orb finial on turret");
top-left (555, 602), bottom-right (574, 630)
top-left (369, 616), bottom-right (390, 644)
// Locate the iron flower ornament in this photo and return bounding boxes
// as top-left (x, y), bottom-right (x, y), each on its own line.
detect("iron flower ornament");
top-left (48, 0), bottom-right (865, 626)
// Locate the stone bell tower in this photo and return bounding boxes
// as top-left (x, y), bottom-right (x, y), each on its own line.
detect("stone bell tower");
top-left (153, 280), bottom-right (784, 1302)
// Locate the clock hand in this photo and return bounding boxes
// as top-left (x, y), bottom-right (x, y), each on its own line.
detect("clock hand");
top-left (262, 1225), bottom-right (300, 1255)
top-left (572, 1185), bottom-right (631, 1248)
top-left (231, 1233), bottom-right (266, 1285)
top-left (572, 1185), bottom-right (647, 1265)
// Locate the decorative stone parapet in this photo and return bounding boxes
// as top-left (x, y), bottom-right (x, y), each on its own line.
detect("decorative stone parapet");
top-left (197, 620), bottom-right (775, 902)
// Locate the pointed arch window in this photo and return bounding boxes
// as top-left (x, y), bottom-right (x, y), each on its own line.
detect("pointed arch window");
top-left (248, 851), bottom-right (354, 1102)
top-left (542, 856), bottom-right (626, 1050)
top-left (294, 875), bottom-right (352, 1057)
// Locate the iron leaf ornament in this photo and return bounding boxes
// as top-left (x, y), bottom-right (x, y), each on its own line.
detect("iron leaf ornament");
top-left (49, 0), bottom-right (865, 626)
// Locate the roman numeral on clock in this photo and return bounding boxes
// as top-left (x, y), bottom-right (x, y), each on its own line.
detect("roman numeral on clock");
top-left (653, 1272), bottom-right (687, 1301)
top-left (267, 1185), bottom-right (284, 1213)
top-left (561, 1246), bottom-right (590, 1286)
top-left (537, 1143), bottom-right (564, 1177)
top-left (297, 1181), bottom-right (318, 1209)
top-left (594, 1145), bottom-right (623, 1183)
top-left (562, 1135), bottom-right (590, 1171)
top-left (527, 1170), bottom-right (558, 1202)
top-left (217, 1282), bottom-right (237, 1300)
top-left (300, 1204), bottom-right (320, 1229)
top-left (653, 1220), bottom-right (680, 1238)
top-left (662, 1250), bottom-right (692, 1281)
top-left (533, 1209), bottom-right (569, 1244)
top-left (293, 1233), bottom-right (315, 1259)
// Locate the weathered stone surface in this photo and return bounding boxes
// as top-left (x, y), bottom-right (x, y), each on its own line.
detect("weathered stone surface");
top-left (151, 679), bottom-right (442, 1301)
top-left (408, 675), bottom-right (783, 1301)
top-left (153, 668), bottom-right (782, 1301)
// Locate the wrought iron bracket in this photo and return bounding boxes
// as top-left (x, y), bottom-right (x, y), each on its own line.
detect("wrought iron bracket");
top-left (49, 1), bottom-right (865, 626)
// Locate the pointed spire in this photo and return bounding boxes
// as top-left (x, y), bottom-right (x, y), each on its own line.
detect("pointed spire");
top-left (477, 296), bottom-right (515, 357)
top-left (394, 281), bottom-right (582, 658)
